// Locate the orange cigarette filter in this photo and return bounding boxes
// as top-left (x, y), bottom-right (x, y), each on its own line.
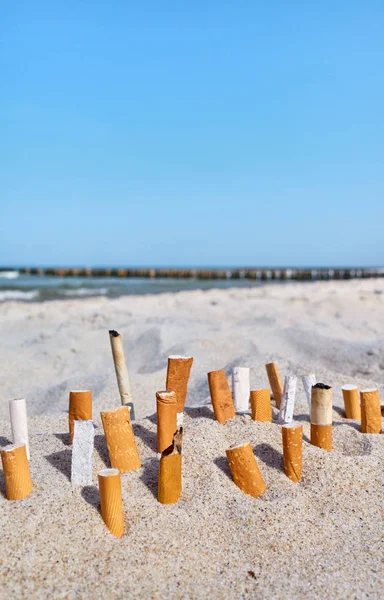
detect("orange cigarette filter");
top-left (282, 423), bottom-right (303, 483)
top-left (360, 388), bottom-right (382, 434)
top-left (98, 468), bottom-right (124, 538)
top-left (166, 356), bottom-right (193, 412)
top-left (101, 406), bottom-right (141, 473)
top-left (226, 443), bottom-right (266, 498)
top-left (207, 370), bottom-right (235, 424)
top-left (156, 390), bottom-right (177, 453)
top-left (68, 390), bottom-right (92, 444)
top-left (1, 444), bottom-right (32, 500)
top-left (250, 389), bottom-right (272, 422)
top-left (158, 429), bottom-right (183, 505)
top-left (310, 424), bottom-right (332, 451)
top-left (265, 363), bottom-right (283, 409)
top-left (342, 385), bottom-right (361, 420)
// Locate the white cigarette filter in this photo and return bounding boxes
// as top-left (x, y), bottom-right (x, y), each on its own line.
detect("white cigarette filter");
top-left (109, 330), bottom-right (133, 406)
top-left (9, 398), bottom-right (30, 460)
top-left (302, 374), bottom-right (316, 409)
top-left (71, 420), bottom-right (95, 486)
top-left (278, 376), bottom-right (297, 425)
top-left (360, 388), bottom-right (382, 434)
top-left (232, 367), bottom-right (250, 412)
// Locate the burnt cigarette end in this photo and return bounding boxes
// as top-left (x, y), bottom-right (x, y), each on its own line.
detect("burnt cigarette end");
top-left (109, 329), bottom-right (120, 337)
top-left (161, 428), bottom-right (183, 457)
top-left (313, 382), bottom-right (331, 390)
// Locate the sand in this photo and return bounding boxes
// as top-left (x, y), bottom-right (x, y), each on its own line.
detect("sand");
top-left (0, 279), bottom-right (383, 598)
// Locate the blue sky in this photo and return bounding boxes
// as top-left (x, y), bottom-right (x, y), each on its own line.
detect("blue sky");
top-left (1, 2), bottom-right (383, 267)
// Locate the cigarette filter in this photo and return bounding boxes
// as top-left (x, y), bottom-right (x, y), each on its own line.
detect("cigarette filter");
top-left (310, 383), bottom-right (333, 451)
top-left (71, 420), bottom-right (95, 486)
top-left (265, 362), bottom-right (283, 408)
top-left (278, 376), bottom-right (297, 424)
top-left (282, 423), bottom-right (303, 483)
top-left (156, 390), bottom-right (177, 453)
top-left (310, 424), bottom-right (332, 451)
top-left (1, 444), bottom-right (32, 500)
top-left (158, 429), bottom-right (182, 504)
top-left (9, 398), bottom-right (30, 460)
top-left (232, 367), bottom-right (250, 412)
top-left (342, 384), bottom-right (361, 420)
top-left (98, 468), bottom-right (124, 538)
top-left (68, 390), bottom-right (92, 444)
top-left (360, 388), bottom-right (382, 434)
top-left (166, 356), bottom-right (193, 413)
top-left (302, 374), bottom-right (316, 409)
top-left (250, 389), bottom-right (272, 422)
top-left (109, 330), bottom-right (133, 406)
top-left (226, 443), bottom-right (266, 498)
top-left (101, 406), bottom-right (141, 473)
top-left (207, 370), bottom-right (235, 424)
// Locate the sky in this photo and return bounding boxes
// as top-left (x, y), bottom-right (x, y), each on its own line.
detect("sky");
top-left (1, 2), bottom-right (383, 267)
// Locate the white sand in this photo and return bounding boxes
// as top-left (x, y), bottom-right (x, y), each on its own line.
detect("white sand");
top-left (0, 279), bottom-right (383, 598)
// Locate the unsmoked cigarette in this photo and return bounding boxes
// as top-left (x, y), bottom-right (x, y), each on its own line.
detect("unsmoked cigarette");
top-left (156, 390), bottom-right (177, 453)
top-left (1, 444), bottom-right (32, 500)
top-left (250, 389), bottom-right (272, 422)
top-left (282, 423), bottom-right (303, 483)
top-left (302, 374), bottom-right (316, 409)
top-left (166, 355), bottom-right (193, 413)
top-left (158, 429), bottom-right (182, 504)
top-left (310, 383), bottom-right (333, 451)
top-left (68, 390), bottom-right (92, 444)
top-left (207, 370), bottom-right (235, 424)
top-left (9, 398), bottom-right (30, 460)
top-left (101, 406), bottom-right (141, 473)
top-left (232, 367), bottom-right (250, 412)
top-left (360, 388), bottom-right (382, 434)
top-left (278, 376), bottom-right (297, 424)
top-left (98, 468), bottom-right (124, 538)
top-left (109, 330), bottom-right (133, 406)
top-left (265, 362), bottom-right (283, 408)
top-left (71, 420), bottom-right (95, 486)
top-left (226, 443), bottom-right (265, 498)
top-left (342, 384), bottom-right (361, 420)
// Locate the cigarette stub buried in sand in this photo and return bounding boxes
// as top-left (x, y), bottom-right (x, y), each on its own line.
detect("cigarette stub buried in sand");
top-left (360, 389), bottom-right (382, 434)
top-left (156, 390), bottom-right (177, 454)
top-left (68, 390), bottom-right (92, 445)
top-left (158, 429), bottom-right (182, 505)
top-left (250, 389), bottom-right (272, 422)
top-left (302, 374), bottom-right (316, 409)
top-left (166, 356), bottom-right (193, 413)
top-left (98, 468), bottom-right (124, 538)
top-left (101, 406), bottom-right (141, 473)
top-left (278, 376), bottom-right (297, 425)
top-left (71, 420), bottom-right (95, 486)
top-left (232, 367), bottom-right (250, 412)
top-left (282, 423), bottom-right (303, 483)
top-left (310, 383), bottom-right (333, 451)
top-left (9, 398), bottom-right (30, 460)
top-left (109, 330), bottom-right (133, 406)
top-left (226, 443), bottom-right (266, 498)
top-left (207, 370), bottom-right (235, 424)
top-left (342, 385), bottom-right (361, 420)
top-left (1, 444), bottom-right (32, 501)
top-left (265, 362), bottom-right (283, 409)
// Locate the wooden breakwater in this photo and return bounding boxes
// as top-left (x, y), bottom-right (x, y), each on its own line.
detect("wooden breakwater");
top-left (6, 267), bottom-right (384, 281)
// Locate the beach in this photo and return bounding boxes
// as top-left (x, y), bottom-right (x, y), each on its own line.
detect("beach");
top-left (0, 279), bottom-right (383, 599)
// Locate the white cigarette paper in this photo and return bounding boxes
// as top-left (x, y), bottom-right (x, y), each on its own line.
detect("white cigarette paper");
top-left (9, 398), bottom-right (30, 460)
top-left (177, 412), bottom-right (184, 428)
top-left (302, 374), bottom-right (316, 409)
top-left (232, 367), bottom-right (250, 412)
top-left (109, 330), bottom-right (133, 406)
top-left (278, 376), bottom-right (297, 424)
top-left (71, 420), bottom-right (95, 486)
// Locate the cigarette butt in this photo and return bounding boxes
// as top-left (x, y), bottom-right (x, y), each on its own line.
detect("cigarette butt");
top-left (98, 468), bottom-right (124, 538)
top-left (156, 390), bottom-right (177, 453)
top-left (302, 374), bottom-right (316, 409)
top-left (225, 443), bottom-right (266, 498)
top-left (166, 355), bottom-right (193, 412)
top-left (101, 406), bottom-right (141, 473)
top-left (310, 383), bottom-right (333, 425)
top-left (109, 330), bottom-right (133, 406)
top-left (250, 389), bottom-right (272, 422)
top-left (278, 376), bottom-right (297, 424)
top-left (342, 385), bottom-right (361, 420)
top-left (68, 390), bottom-right (92, 444)
top-left (158, 429), bottom-right (182, 504)
top-left (282, 423), bottom-right (303, 482)
top-left (310, 424), bottom-right (332, 451)
top-left (265, 362), bottom-right (283, 408)
top-left (232, 367), bottom-right (250, 412)
top-left (207, 370), bottom-right (235, 424)
top-left (9, 398), bottom-right (30, 460)
top-left (1, 444), bottom-right (33, 500)
top-left (360, 388), bottom-right (382, 434)
top-left (71, 420), bottom-right (94, 486)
